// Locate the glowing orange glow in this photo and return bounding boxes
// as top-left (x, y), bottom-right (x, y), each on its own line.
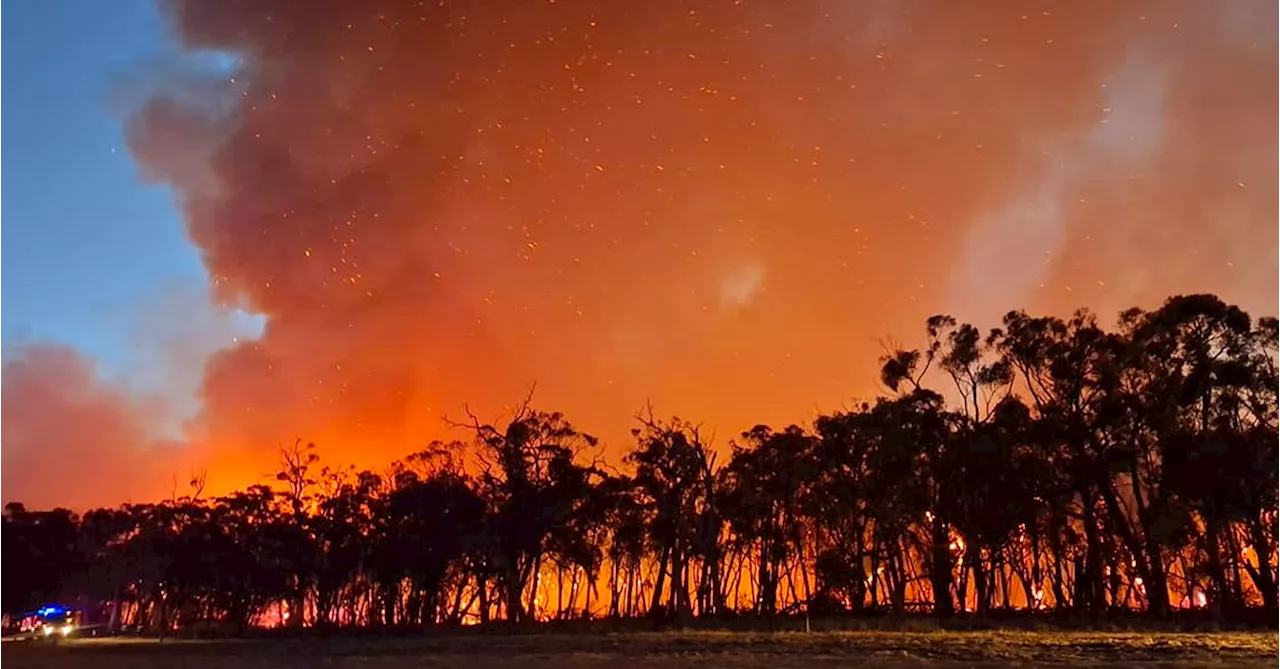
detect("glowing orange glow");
top-left (0, 1), bottom-right (1275, 509)
top-left (1031, 586), bottom-right (1047, 610)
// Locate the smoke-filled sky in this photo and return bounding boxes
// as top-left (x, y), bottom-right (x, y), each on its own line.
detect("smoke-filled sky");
top-left (4, 0), bottom-right (1277, 510)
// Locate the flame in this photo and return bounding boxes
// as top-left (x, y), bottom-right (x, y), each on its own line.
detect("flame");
top-left (1030, 585), bottom-right (1047, 610)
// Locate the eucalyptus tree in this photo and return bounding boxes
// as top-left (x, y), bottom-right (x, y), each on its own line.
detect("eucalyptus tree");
top-left (461, 396), bottom-right (601, 623)
top-left (993, 309), bottom-right (1122, 615)
top-left (379, 454), bottom-right (485, 625)
top-left (721, 425), bottom-right (817, 615)
top-left (625, 408), bottom-right (721, 618)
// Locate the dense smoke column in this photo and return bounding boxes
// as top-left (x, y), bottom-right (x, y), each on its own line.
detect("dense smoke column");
top-left (112, 0), bottom-right (1276, 485)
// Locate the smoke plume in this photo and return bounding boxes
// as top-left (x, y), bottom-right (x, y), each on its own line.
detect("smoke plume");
top-left (6, 0), bottom-right (1276, 504)
top-left (1, 344), bottom-right (177, 509)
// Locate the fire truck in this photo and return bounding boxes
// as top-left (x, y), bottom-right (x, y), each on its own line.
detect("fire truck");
top-left (17, 605), bottom-right (81, 640)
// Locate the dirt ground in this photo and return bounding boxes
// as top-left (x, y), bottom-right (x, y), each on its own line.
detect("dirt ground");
top-left (4, 630), bottom-right (1277, 668)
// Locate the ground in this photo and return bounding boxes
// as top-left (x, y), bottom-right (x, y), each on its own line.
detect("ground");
top-left (4, 630), bottom-right (1276, 668)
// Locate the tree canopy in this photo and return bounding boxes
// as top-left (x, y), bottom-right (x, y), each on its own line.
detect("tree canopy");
top-left (4, 294), bottom-right (1276, 631)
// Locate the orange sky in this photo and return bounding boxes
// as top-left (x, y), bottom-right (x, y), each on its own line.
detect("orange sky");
top-left (5, 0), bottom-right (1277, 509)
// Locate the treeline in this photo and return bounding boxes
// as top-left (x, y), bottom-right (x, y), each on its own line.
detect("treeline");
top-left (3, 294), bottom-right (1276, 632)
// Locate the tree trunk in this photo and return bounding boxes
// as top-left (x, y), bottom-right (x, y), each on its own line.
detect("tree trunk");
top-left (968, 543), bottom-right (989, 617)
top-left (1203, 516), bottom-right (1233, 616)
top-left (1047, 516), bottom-right (1068, 612)
top-left (649, 546), bottom-right (671, 616)
top-left (758, 541), bottom-right (776, 615)
top-left (1080, 497), bottom-right (1106, 617)
top-left (1246, 516), bottom-right (1278, 618)
top-left (504, 563), bottom-right (525, 623)
top-left (1101, 479), bottom-right (1164, 616)
top-left (931, 518), bottom-right (955, 618)
top-left (1143, 536), bottom-right (1171, 617)
top-left (478, 576), bottom-right (491, 624)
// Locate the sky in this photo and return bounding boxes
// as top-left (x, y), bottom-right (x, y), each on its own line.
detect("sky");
top-left (2, 0), bottom-right (1277, 510)
top-left (3, 0), bottom-right (195, 363)
top-left (2, 0), bottom-right (261, 504)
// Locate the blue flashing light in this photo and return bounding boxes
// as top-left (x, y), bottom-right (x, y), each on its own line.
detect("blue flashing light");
top-left (36, 605), bottom-right (67, 617)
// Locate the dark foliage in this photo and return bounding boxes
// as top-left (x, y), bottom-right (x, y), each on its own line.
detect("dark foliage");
top-left (4, 295), bottom-right (1276, 631)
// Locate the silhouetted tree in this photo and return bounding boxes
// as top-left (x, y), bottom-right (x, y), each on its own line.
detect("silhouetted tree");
top-left (626, 407), bottom-right (720, 620)
top-left (460, 394), bottom-right (600, 623)
top-left (2, 294), bottom-right (1275, 631)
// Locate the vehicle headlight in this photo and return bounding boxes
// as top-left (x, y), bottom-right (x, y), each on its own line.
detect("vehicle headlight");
top-left (60, 624), bottom-right (73, 636)
top-left (43, 625), bottom-right (54, 636)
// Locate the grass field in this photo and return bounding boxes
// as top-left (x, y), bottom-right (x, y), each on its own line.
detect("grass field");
top-left (4, 630), bottom-right (1276, 668)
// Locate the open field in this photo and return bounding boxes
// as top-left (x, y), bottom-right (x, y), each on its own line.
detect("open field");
top-left (4, 631), bottom-right (1277, 669)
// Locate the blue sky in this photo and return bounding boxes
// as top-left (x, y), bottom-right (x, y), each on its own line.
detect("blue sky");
top-left (2, 0), bottom-right (225, 371)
